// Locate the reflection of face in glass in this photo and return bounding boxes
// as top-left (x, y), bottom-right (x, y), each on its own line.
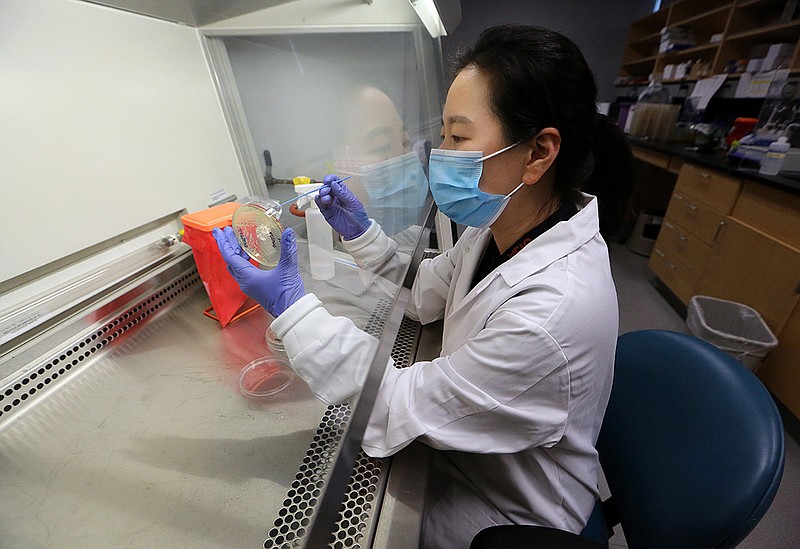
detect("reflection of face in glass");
top-left (333, 87), bottom-right (428, 234)
top-left (362, 152), bottom-right (428, 234)
top-left (345, 87), bottom-right (411, 161)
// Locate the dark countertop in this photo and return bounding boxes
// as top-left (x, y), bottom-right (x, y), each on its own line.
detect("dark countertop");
top-left (628, 137), bottom-right (800, 195)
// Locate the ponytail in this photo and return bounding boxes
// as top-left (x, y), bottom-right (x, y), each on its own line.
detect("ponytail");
top-left (582, 114), bottom-right (633, 239)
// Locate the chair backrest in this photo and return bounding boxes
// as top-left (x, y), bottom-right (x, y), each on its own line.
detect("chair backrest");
top-left (597, 330), bottom-right (785, 549)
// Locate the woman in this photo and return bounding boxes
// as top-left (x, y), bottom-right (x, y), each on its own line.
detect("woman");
top-left (214, 25), bottom-right (632, 548)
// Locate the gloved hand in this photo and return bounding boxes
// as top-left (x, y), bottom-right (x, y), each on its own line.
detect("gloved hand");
top-left (212, 226), bottom-right (305, 318)
top-left (315, 174), bottom-right (371, 240)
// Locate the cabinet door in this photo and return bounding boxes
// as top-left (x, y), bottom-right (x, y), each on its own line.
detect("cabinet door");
top-left (697, 217), bottom-right (800, 333)
top-left (759, 302), bottom-right (800, 420)
top-left (733, 181), bottom-right (800, 250)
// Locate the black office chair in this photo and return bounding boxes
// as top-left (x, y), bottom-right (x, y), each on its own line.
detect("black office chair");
top-left (471, 330), bottom-right (785, 549)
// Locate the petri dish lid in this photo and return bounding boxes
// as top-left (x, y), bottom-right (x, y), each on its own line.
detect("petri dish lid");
top-left (232, 200), bottom-right (284, 268)
top-left (238, 356), bottom-right (294, 397)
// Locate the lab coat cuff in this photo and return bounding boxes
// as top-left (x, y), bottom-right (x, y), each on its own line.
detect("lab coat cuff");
top-left (343, 219), bottom-right (398, 270)
top-left (271, 293), bottom-right (322, 340)
top-left (343, 219), bottom-right (381, 253)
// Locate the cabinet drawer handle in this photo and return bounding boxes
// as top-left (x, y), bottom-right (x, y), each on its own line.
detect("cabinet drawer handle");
top-left (655, 249), bottom-right (665, 258)
top-left (676, 233), bottom-right (688, 242)
top-left (685, 202), bottom-right (699, 212)
top-left (696, 171), bottom-right (711, 179)
top-left (673, 192), bottom-right (684, 201)
top-left (714, 221), bottom-right (727, 243)
top-left (665, 221), bottom-right (675, 230)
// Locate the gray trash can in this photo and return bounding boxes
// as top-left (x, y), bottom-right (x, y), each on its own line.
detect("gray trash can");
top-left (686, 295), bottom-right (778, 371)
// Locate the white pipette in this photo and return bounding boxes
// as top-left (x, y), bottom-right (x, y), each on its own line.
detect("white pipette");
top-left (279, 176), bottom-right (352, 208)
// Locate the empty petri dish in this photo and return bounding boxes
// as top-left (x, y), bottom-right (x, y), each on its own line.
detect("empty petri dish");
top-left (231, 198), bottom-right (284, 268)
top-left (265, 326), bottom-right (286, 355)
top-left (239, 356), bottom-right (294, 397)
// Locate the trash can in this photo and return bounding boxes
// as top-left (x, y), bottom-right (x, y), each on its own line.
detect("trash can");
top-left (628, 210), bottom-right (664, 257)
top-left (686, 295), bottom-right (778, 371)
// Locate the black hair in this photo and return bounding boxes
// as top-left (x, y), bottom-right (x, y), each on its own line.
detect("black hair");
top-left (452, 25), bottom-right (633, 238)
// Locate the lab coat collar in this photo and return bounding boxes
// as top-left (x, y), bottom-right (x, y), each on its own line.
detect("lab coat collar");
top-left (466, 193), bottom-right (600, 292)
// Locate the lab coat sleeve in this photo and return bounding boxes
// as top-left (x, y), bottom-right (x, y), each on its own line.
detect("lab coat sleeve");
top-left (343, 220), bottom-right (410, 277)
top-left (271, 294), bottom-right (380, 405)
top-left (344, 220), bottom-right (454, 324)
top-left (404, 247), bottom-right (456, 324)
top-left (362, 294), bottom-right (569, 458)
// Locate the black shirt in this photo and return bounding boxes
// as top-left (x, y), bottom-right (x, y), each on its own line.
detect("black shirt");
top-left (470, 201), bottom-right (578, 291)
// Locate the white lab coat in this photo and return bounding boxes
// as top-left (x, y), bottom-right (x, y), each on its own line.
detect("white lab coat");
top-left (271, 193), bottom-right (617, 548)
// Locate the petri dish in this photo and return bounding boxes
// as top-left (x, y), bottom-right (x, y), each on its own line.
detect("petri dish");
top-left (231, 199), bottom-right (284, 268)
top-left (238, 356), bottom-right (294, 397)
top-left (265, 326), bottom-right (286, 355)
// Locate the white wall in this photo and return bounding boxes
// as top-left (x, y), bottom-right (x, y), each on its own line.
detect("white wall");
top-left (0, 0), bottom-right (247, 284)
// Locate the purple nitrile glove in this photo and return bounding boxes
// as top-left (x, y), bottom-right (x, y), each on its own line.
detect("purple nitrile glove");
top-left (212, 226), bottom-right (305, 318)
top-left (314, 174), bottom-right (371, 240)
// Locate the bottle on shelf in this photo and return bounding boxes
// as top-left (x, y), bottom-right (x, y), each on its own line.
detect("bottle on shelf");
top-left (759, 136), bottom-right (791, 176)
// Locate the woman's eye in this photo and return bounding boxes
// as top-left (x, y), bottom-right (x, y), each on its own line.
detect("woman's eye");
top-left (451, 135), bottom-right (464, 143)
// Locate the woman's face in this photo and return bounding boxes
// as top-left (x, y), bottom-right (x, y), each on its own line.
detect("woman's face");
top-left (439, 66), bottom-right (528, 195)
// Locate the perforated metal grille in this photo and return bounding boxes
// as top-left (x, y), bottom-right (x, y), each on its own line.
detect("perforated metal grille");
top-left (264, 304), bottom-right (422, 549)
top-left (265, 403), bottom-right (353, 549)
top-left (391, 316), bottom-right (422, 370)
top-left (328, 452), bottom-right (383, 549)
top-left (0, 270), bottom-right (200, 420)
top-left (362, 299), bottom-right (393, 338)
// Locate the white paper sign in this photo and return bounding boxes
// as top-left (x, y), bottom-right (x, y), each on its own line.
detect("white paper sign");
top-left (689, 74), bottom-right (728, 110)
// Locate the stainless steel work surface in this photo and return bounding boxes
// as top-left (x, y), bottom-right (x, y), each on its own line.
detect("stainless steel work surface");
top-left (0, 280), bottom-right (327, 548)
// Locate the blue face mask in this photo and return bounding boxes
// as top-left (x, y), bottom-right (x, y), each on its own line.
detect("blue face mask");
top-left (429, 141), bottom-right (525, 227)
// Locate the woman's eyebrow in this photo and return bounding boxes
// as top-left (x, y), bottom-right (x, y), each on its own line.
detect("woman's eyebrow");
top-left (444, 115), bottom-right (474, 125)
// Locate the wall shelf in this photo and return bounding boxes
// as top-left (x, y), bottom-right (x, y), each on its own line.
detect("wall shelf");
top-left (618, 0), bottom-right (800, 81)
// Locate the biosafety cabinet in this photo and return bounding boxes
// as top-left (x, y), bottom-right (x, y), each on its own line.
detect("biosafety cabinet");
top-left (0, 1), bottom-right (459, 547)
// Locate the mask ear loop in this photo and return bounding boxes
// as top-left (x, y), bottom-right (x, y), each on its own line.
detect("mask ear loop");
top-left (474, 131), bottom-right (539, 163)
top-left (474, 140), bottom-right (524, 162)
top-left (505, 181), bottom-right (525, 199)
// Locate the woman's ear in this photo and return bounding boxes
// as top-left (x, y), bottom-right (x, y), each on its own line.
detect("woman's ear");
top-left (523, 128), bottom-right (561, 184)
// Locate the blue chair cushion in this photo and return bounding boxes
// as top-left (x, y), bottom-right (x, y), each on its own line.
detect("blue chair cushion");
top-left (597, 330), bottom-right (784, 548)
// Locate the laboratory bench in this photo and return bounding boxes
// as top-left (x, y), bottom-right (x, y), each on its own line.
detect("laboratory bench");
top-left (628, 136), bottom-right (800, 426)
top-left (0, 215), bottom-right (439, 548)
top-left (629, 137), bottom-right (800, 195)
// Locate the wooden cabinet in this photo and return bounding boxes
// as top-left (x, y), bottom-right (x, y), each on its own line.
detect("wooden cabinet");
top-left (646, 155), bottom-right (800, 420)
top-left (697, 217), bottom-right (800, 333)
top-left (733, 181), bottom-right (800, 249)
top-left (759, 301), bottom-right (800, 419)
top-left (649, 163), bottom-right (741, 305)
top-left (619, 0), bottom-right (800, 85)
